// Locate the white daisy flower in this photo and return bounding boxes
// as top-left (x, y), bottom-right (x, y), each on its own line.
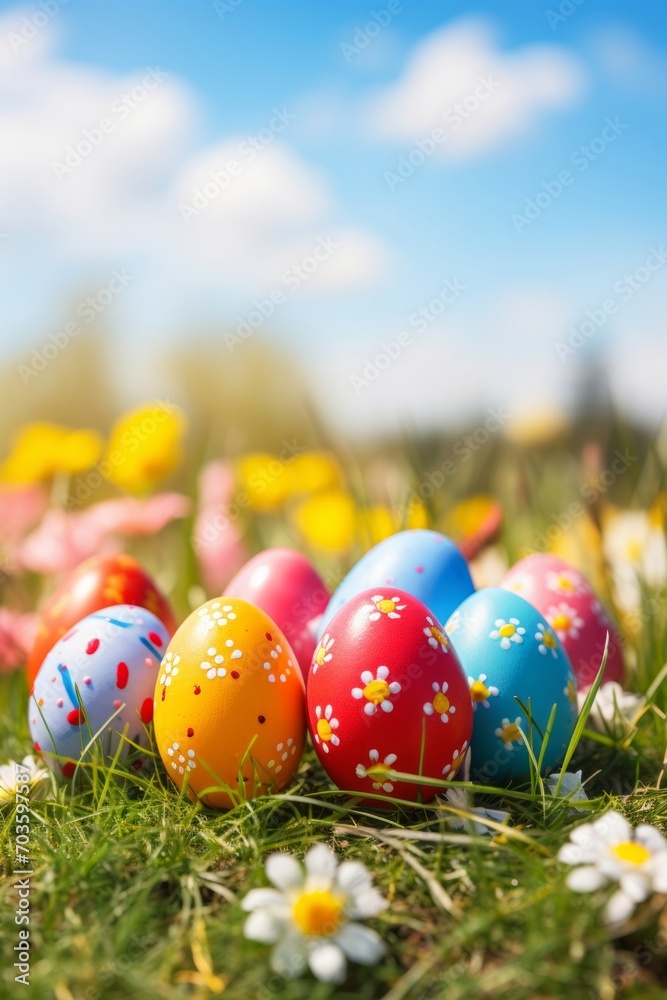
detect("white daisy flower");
top-left (241, 843), bottom-right (387, 983)
top-left (423, 681), bottom-right (456, 723)
top-left (546, 603), bottom-right (585, 641)
top-left (494, 716), bottom-right (524, 751)
top-left (314, 706), bottom-right (340, 753)
top-left (351, 666), bottom-right (400, 716)
top-left (360, 594), bottom-right (406, 622)
top-left (603, 509), bottom-right (667, 612)
top-left (489, 618), bottom-right (526, 650)
top-left (545, 770), bottom-right (588, 806)
top-left (423, 616), bottom-right (449, 653)
top-left (580, 681), bottom-right (644, 739)
top-left (441, 741), bottom-right (469, 777)
top-left (503, 573), bottom-right (534, 596)
top-left (355, 749), bottom-right (397, 793)
top-left (535, 623), bottom-right (559, 658)
top-left (443, 787), bottom-right (510, 836)
top-left (313, 634), bottom-right (334, 673)
top-left (546, 570), bottom-right (583, 596)
top-left (467, 673), bottom-right (499, 710)
top-left (159, 652), bottom-right (180, 687)
top-left (0, 755), bottom-right (50, 804)
top-left (558, 810), bottom-right (667, 925)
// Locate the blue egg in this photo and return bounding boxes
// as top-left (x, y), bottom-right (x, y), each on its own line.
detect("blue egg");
top-left (320, 529), bottom-right (474, 637)
top-left (29, 604), bottom-right (170, 780)
top-left (445, 588), bottom-right (578, 784)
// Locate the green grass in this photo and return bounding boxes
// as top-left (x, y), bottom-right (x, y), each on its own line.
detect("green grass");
top-left (2, 586), bottom-right (667, 1000)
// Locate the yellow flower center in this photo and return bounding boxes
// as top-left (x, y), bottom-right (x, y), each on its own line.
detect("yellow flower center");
top-left (363, 679), bottom-right (391, 704)
top-left (376, 598), bottom-right (396, 614)
top-left (315, 646), bottom-right (326, 666)
top-left (470, 679), bottom-right (490, 702)
top-left (552, 614), bottom-right (571, 632)
top-left (433, 692), bottom-right (450, 714)
top-left (367, 761), bottom-right (392, 781)
top-left (612, 841), bottom-right (651, 866)
top-left (566, 680), bottom-right (576, 703)
top-left (430, 626), bottom-right (447, 647)
top-left (542, 630), bottom-right (557, 649)
top-left (292, 890), bottom-right (343, 936)
top-left (558, 575), bottom-right (575, 592)
top-left (499, 623), bottom-right (516, 638)
top-left (316, 718), bottom-right (333, 742)
top-left (501, 723), bottom-right (521, 743)
top-left (625, 539), bottom-right (643, 563)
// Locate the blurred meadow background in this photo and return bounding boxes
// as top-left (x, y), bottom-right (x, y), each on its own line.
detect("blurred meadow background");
top-left (2, 1), bottom-right (667, 998)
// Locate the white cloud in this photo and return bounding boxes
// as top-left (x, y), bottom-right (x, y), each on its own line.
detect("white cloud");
top-left (0, 7), bottom-right (388, 294)
top-left (368, 17), bottom-right (586, 158)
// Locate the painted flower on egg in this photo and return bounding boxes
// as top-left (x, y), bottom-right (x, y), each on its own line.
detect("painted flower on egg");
top-left (307, 588), bottom-right (473, 805)
top-left (489, 618), bottom-right (526, 650)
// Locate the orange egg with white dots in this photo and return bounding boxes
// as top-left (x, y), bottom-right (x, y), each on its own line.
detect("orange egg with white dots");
top-left (153, 597), bottom-right (306, 809)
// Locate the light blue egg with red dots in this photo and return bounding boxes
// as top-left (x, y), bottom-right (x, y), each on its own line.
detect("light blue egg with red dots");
top-left (445, 588), bottom-right (578, 784)
top-left (319, 529), bottom-right (474, 638)
top-left (29, 604), bottom-right (170, 780)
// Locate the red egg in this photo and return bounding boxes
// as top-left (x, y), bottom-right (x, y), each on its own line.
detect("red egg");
top-left (225, 547), bottom-right (329, 679)
top-left (501, 553), bottom-right (624, 691)
top-left (27, 553), bottom-right (177, 686)
top-left (307, 588), bottom-right (473, 805)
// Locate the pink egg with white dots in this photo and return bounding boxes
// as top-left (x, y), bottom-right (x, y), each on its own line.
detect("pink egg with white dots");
top-left (29, 604), bottom-right (170, 779)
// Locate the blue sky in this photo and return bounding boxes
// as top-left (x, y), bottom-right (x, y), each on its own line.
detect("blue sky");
top-left (0, 0), bottom-right (665, 432)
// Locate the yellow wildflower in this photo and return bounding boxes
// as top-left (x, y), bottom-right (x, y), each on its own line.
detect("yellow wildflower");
top-left (105, 402), bottom-right (186, 495)
top-left (293, 490), bottom-right (356, 554)
top-left (285, 450), bottom-right (342, 497)
top-left (0, 422), bottom-right (103, 484)
top-left (236, 452), bottom-right (290, 512)
top-left (358, 504), bottom-right (395, 548)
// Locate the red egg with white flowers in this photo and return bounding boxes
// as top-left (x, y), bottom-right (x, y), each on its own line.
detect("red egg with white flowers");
top-left (501, 553), bottom-right (624, 691)
top-left (307, 588), bottom-right (473, 805)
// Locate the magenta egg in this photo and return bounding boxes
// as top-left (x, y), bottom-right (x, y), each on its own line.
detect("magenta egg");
top-left (225, 547), bottom-right (329, 679)
top-left (501, 554), bottom-right (624, 691)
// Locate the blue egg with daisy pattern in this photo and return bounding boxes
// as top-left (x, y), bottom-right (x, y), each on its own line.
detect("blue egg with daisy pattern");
top-left (445, 587), bottom-right (578, 784)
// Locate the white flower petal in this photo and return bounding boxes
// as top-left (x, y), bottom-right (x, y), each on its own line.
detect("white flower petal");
top-left (335, 860), bottom-right (372, 895)
top-left (346, 887), bottom-right (388, 919)
top-left (304, 843), bottom-right (338, 882)
top-left (244, 909), bottom-right (287, 944)
top-left (594, 811), bottom-right (632, 846)
top-left (335, 923), bottom-right (386, 965)
top-left (266, 852), bottom-right (304, 891)
top-left (635, 825), bottom-right (667, 853)
top-left (307, 942), bottom-right (347, 984)
top-left (241, 888), bottom-right (286, 912)
top-left (605, 888), bottom-right (636, 926)
top-left (566, 866), bottom-right (608, 893)
top-left (648, 857), bottom-right (667, 893)
top-left (270, 933), bottom-right (308, 978)
top-left (619, 871), bottom-right (651, 903)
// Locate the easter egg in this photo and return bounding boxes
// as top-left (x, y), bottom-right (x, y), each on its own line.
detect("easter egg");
top-left (320, 529), bottom-right (474, 637)
top-left (29, 604), bottom-right (171, 779)
top-left (27, 553), bottom-right (177, 686)
top-left (153, 597), bottom-right (306, 809)
top-left (225, 547), bottom-right (329, 679)
top-left (501, 554), bottom-right (624, 690)
top-left (308, 587), bottom-right (473, 805)
top-left (445, 588), bottom-right (578, 784)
